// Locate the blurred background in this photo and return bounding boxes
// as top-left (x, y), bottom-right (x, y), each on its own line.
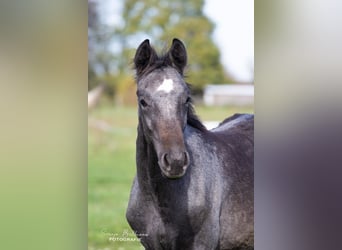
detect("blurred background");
top-left (1, 1), bottom-right (342, 250)
top-left (88, 0), bottom-right (253, 249)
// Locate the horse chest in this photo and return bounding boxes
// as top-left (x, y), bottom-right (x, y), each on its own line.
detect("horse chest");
top-left (152, 208), bottom-right (205, 249)
top-left (153, 187), bottom-right (211, 232)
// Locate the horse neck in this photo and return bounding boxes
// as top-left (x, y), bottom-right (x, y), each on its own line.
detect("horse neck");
top-left (136, 122), bottom-right (192, 219)
top-left (136, 122), bottom-right (164, 192)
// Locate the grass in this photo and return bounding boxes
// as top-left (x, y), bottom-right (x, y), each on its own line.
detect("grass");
top-left (88, 103), bottom-right (253, 250)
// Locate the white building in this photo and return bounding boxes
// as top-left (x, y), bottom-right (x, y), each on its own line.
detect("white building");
top-left (203, 84), bottom-right (254, 106)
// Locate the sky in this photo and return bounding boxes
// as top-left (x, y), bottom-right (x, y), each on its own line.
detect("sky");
top-left (204, 0), bottom-right (254, 82)
top-left (99, 0), bottom-right (254, 82)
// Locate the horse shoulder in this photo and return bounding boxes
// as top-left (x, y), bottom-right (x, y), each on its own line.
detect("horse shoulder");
top-left (126, 177), bottom-right (165, 248)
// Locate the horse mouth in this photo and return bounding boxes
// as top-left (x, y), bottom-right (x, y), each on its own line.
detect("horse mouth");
top-left (160, 168), bottom-right (187, 179)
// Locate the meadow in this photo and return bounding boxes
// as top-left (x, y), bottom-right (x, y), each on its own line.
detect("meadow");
top-left (88, 104), bottom-right (253, 250)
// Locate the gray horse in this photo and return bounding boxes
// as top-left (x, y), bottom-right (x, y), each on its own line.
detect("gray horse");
top-left (126, 39), bottom-right (254, 250)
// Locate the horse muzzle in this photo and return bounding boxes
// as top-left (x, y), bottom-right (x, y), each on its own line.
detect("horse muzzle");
top-left (158, 150), bottom-right (190, 179)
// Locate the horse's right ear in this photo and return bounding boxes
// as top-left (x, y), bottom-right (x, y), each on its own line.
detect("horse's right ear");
top-left (134, 39), bottom-right (156, 76)
top-left (169, 38), bottom-right (187, 74)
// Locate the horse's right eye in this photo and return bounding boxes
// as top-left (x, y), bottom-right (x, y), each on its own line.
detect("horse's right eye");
top-left (140, 99), bottom-right (148, 108)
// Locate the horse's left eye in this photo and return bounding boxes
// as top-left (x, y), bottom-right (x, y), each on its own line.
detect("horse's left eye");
top-left (140, 99), bottom-right (148, 108)
top-left (185, 97), bottom-right (191, 104)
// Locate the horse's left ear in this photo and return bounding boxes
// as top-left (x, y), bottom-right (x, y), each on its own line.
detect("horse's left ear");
top-left (134, 39), bottom-right (157, 76)
top-left (169, 38), bottom-right (187, 74)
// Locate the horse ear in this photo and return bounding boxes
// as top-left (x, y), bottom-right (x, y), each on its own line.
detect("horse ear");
top-left (134, 39), bottom-right (156, 75)
top-left (169, 38), bottom-right (187, 74)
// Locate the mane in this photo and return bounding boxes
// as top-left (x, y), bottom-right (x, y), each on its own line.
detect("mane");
top-left (134, 49), bottom-right (207, 132)
top-left (186, 84), bottom-right (207, 132)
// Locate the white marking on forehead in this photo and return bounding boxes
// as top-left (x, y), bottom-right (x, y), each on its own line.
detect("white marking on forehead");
top-left (156, 79), bottom-right (174, 93)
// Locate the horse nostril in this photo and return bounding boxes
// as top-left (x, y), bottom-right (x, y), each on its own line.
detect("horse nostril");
top-left (162, 153), bottom-right (170, 168)
top-left (184, 151), bottom-right (190, 167)
top-left (161, 151), bottom-right (189, 172)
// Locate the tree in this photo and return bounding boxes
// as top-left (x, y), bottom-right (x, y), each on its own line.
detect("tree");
top-left (116, 0), bottom-right (231, 93)
top-left (88, 0), bottom-right (99, 90)
top-left (88, 0), bottom-right (116, 91)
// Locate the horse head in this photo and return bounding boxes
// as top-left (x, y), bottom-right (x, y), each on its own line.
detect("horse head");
top-left (134, 39), bottom-right (191, 179)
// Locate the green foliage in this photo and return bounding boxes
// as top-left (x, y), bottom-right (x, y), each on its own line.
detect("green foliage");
top-left (88, 0), bottom-right (119, 92)
top-left (117, 0), bottom-right (231, 92)
top-left (88, 0), bottom-right (233, 99)
top-left (88, 62), bottom-right (97, 90)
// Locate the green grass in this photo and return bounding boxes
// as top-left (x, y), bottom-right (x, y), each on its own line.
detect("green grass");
top-left (88, 104), bottom-right (253, 250)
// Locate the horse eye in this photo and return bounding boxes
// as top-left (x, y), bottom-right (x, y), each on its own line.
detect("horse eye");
top-left (185, 97), bottom-right (191, 104)
top-left (140, 99), bottom-right (148, 108)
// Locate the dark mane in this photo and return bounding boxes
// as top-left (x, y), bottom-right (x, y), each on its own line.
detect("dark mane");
top-left (134, 45), bottom-right (207, 132)
top-left (186, 85), bottom-right (207, 132)
top-left (187, 107), bottom-right (207, 132)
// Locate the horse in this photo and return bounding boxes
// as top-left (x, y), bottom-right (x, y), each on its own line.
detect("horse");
top-left (126, 38), bottom-right (254, 250)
